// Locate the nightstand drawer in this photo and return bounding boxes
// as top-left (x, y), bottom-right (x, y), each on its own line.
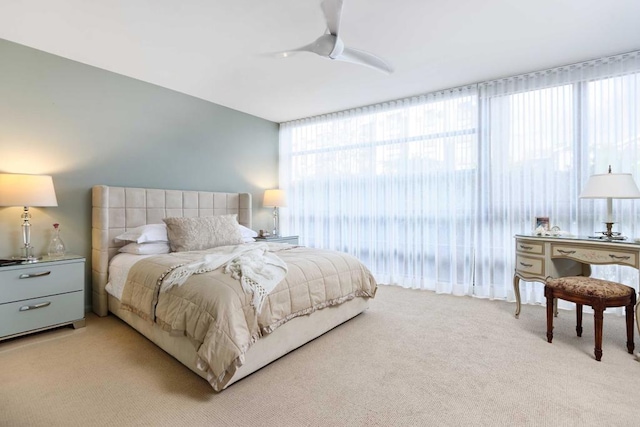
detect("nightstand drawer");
top-left (0, 291), bottom-right (84, 338)
top-left (274, 236), bottom-right (299, 245)
top-left (0, 262), bottom-right (84, 304)
top-left (257, 236), bottom-right (299, 245)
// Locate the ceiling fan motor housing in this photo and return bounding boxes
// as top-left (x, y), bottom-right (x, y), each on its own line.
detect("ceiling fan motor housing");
top-left (312, 34), bottom-right (344, 59)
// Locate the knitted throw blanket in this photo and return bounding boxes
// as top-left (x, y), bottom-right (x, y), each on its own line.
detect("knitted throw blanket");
top-left (160, 243), bottom-right (288, 313)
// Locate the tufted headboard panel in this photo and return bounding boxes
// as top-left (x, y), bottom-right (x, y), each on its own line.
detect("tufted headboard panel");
top-left (91, 185), bottom-right (252, 316)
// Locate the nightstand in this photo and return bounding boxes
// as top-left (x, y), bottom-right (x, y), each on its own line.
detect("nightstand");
top-left (256, 235), bottom-right (299, 245)
top-left (0, 255), bottom-right (85, 341)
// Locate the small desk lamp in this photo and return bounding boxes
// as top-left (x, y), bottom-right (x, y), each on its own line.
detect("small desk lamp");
top-left (579, 166), bottom-right (640, 239)
top-left (0, 173), bottom-right (58, 262)
top-left (263, 189), bottom-right (287, 237)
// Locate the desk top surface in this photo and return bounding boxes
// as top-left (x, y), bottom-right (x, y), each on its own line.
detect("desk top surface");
top-left (515, 234), bottom-right (640, 247)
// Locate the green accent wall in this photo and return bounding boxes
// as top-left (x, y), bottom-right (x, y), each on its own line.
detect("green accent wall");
top-left (0, 39), bottom-right (279, 310)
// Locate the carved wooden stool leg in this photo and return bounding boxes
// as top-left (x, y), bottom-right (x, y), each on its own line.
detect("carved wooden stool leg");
top-left (593, 303), bottom-right (604, 362)
top-left (626, 293), bottom-right (636, 354)
top-left (545, 286), bottom-right (554, 343)
top-left (575, 303), bottom-right (583, 337)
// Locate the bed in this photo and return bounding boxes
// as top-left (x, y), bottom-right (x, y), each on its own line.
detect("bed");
top-left (91, 185), bottom-right (376, 391)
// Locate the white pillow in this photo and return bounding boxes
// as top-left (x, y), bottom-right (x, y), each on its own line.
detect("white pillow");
top-left (114, 224), bottom-right (168, 243)
top-left (243, 237), bottom-right (256, 243)
top-left (238, 224), bottom-right (258, 238)
top-left (118, 242), bottom-right (171, 255)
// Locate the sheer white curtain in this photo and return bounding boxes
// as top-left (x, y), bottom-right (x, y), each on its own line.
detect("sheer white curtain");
top-left (479, 52), bottom-right (640, 307)
top-left (477, 72), bottom-right (578, 303)
top-left (279, 51), bottom-right (640, 306)
top-left (280, 88), bottom-right (478, 294)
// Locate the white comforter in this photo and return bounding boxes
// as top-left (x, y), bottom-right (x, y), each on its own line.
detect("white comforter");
top-left (160, 243), bottom-right (288, 313)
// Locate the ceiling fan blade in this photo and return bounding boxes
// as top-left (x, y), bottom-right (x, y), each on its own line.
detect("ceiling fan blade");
top-left (336, 47), bottom-right (394, 74)
top-left (321, 0), bottom-right (343, 36)
top-left (268, 43), bottom-right (316, 58)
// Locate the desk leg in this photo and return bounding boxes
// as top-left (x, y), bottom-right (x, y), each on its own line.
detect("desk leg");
top-left (636, 299), bottom-right (640, 338)
top-left (513, 275), bottom-right (521, 318)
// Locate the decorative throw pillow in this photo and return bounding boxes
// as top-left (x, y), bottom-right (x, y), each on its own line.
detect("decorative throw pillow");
top-left (163, 215), bottom-right (244, 252)
top-left (118, 242), bottom-right (171, 255)
top-left (114, 223), bottom-right (168, 243)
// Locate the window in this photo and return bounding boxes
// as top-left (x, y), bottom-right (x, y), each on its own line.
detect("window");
top-left (280, 52), bottom-right (640, 304)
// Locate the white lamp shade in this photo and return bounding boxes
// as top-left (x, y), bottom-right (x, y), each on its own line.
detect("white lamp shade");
top-left (579, 173), bottom-right (640, 199)
top-left (263, 189), bottom-right (287, 207)
top-left (0, 173), bottom-right (58, 207)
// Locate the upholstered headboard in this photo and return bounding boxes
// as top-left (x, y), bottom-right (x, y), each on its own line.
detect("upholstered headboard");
top-left (91, 185), bottom-right (252, 316)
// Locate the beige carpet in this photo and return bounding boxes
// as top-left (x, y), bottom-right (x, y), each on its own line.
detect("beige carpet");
top-left (1, 286), bottom-right (638, 426)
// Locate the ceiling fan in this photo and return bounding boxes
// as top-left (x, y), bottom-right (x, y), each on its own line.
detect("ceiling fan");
top-left (274, 0), bottom-right (394, 74)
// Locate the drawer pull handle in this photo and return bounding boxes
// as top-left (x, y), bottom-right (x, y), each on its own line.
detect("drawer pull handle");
top-left (19, 271), bottom-right (51, 279)
top-left (609, 254), bottom-right (631, 261)
top-left (519, 245), bottom-right (533, 250)
top-left (557, 250), bottom-right (576, 255)
top-left (19, 301), bottom-right (51, 311)
top-left (519, 262), bottom-right (533, 268)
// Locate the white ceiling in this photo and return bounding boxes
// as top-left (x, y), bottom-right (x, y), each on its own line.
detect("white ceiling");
top-left (1, 0), bottom-right (640, 123)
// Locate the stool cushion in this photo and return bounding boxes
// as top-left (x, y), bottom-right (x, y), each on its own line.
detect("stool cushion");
top-left (545, 276), bottom-right (634, 299)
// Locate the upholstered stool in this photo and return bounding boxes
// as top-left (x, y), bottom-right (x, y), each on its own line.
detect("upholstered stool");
top-left (544, 276), bottom-right (635, 361)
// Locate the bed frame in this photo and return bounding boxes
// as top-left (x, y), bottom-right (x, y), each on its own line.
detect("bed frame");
top-left (91, 185), bottom-right (368, 389)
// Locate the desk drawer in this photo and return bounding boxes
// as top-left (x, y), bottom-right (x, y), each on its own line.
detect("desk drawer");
top-left (516, 240), bottom-right (544, 255)
top-left (0, 262), bottom-right (84, 304)
top-left (515, 254), bottom-right (544, 276)
top-left (0, 291), bottom-right (84, 338)
top-left (551, 245), bottom-right (638, 268)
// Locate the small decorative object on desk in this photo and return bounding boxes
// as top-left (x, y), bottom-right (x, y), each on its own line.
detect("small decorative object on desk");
top-left (47, 223), bottom-right (66, 258)
top-left (533, 224), bottom-right (572, 237)
top-left (534, 216), bottom-right (550, 231)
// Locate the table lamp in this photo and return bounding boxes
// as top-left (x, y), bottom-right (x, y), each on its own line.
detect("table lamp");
top-left (579, 166), bottom-right (640, 239)
top-left (263, 189), bottom-right (287, 237)
top-left (0, 173), bottom-right (58, 262)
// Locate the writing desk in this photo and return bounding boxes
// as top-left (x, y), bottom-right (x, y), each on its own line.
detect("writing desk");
top-left (513, 234), bottom-right (640, 319)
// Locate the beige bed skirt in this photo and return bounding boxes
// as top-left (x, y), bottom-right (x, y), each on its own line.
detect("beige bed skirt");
top-left (108, 294), bottom-right (369, 389)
